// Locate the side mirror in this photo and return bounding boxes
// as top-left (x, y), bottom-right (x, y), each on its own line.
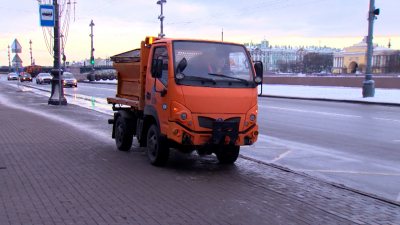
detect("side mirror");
top-left (176, 58), bottom-right (187, 73)
top-left (151, 59), bottom-right (163, 78)
top-left (253, 61), bottom-right (263, 84)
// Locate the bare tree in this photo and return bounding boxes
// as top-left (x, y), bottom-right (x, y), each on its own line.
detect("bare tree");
top-left (302, 53), bottom-right (333, 73)
top-left (277, 59), bottom-right (289, 72)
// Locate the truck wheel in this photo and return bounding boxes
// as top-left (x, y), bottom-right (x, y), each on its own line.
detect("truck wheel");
top-left (115, 116), bottom-right (133, 151)
top-left (216, 145), bottom-right (240, 164)
top-left (147, 124), bottom-right (169, 166)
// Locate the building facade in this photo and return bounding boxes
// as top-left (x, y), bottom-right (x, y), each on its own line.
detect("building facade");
top-left (245, 39), bottom-right (339, 72)
top-left (333, 37), bottom-right (400, 74)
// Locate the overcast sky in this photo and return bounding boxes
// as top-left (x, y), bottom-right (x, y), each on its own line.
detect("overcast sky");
top-left (1, 0), bottom-right (399, 66)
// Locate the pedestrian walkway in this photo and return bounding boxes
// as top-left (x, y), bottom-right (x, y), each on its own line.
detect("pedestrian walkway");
top-left (0, 79), bottom-right (399, 224)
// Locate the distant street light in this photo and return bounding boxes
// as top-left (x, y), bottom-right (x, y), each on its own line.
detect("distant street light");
top-left (29, 40), bottom-right (33, 66)
top-left (157, 0), bottom-right (166, 37)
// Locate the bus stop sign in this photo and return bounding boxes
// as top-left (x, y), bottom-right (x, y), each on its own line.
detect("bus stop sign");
top-left (39, 5), bottom-right (54, 27)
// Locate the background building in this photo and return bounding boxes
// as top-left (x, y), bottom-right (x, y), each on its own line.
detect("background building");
top-left (333, 37), bottom-right (400, 74)
top-left (245, 39), bottom-right (339, 73)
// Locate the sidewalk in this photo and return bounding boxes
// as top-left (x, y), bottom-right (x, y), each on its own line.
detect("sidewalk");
top-left (1, 81), bottom-right (400, 224)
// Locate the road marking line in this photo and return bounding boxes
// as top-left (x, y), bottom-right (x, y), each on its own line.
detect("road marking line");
top-left (397, 192), bottom-right (400, 202)
top-left (395, 140), bottom-right (400, 143)
top-left (242, 145), bottom-right (290, 150)
top-left (372, 117), bottom-right (400, 123)
top-left (301, 170), bottom-right (400, 176)
top-left (272, 149), bottom-right (292, 162)
top-left (261, 106), bottom-right (361, 118)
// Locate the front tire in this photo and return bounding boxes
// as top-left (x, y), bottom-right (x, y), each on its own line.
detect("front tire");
top-left (216, 145), bottom-right (240, 164)
top-left (115, 116), bottom-right (133, 151)
top-left (147, 124), bottom-right (169, 166)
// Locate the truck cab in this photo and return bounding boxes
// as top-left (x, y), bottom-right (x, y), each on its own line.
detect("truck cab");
top-left (108, 37), bottom-right (263, 166)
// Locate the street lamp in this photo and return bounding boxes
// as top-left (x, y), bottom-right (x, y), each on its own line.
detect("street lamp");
top-left (29, 40), bottom-right (33, 66)
top-left (157, 0), bottom-right (166, 37)
top-left (7, 45), bottom-right (11, 72)
top-left (48, 0), bottom-right (67, 105)
top-left (362, 0), bottom-right (380, 97)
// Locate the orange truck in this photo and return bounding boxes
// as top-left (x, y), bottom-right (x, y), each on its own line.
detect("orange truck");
top-left (25, 65), bottom-right (42, 77)
top-left (107, 36), bottom-right (263, 166)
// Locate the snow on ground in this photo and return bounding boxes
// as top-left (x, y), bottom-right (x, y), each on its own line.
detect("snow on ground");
top-left (258, 84), bottom-right (400, 105)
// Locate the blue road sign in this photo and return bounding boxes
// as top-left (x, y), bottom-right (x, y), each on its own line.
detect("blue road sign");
top-left (39, 5), bottom-right (54, 27)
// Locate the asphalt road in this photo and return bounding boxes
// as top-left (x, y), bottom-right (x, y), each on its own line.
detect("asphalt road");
top-left (7, 78), bottom-right (400, 203)
top-left (246, 97), bottom-right (400, 202)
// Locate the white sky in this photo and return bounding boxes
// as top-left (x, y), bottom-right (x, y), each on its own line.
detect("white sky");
top-left (1, 0), bottom-right (399, 66)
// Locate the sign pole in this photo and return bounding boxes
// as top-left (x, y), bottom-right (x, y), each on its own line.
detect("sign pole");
top-left (46, 0), bottom-right (67, 105)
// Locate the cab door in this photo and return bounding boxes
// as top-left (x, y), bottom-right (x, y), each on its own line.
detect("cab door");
top-left (146, 44), bottom-right (170, 135)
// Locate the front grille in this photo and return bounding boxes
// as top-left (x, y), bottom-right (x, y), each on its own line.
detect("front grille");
top-left (198, 116), bottom-right (240, 129)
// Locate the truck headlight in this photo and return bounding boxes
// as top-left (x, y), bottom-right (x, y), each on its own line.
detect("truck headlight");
top-left (249, 114), bottom-right (256, 121)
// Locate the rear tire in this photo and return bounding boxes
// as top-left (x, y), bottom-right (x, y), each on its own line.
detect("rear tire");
top-left (216, 145), bottom-right (240, 164)
top-left (147, 124), bottom-right (169, 166)
top-left (115, 116), bottom-right (133, 151)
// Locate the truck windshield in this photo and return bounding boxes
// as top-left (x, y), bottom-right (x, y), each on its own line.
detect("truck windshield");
top-left (173, 41), bottom-right (256, 88)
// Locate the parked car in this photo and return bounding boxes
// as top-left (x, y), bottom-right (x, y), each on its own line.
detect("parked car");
top-left (7, 72), bottom-right (19, 81)
top-left (36, 73), bottom-right (52, 84)
top-left (62, 72), bottom-right (77, 87)
top-left (20, 73), bottom-right (32, 82)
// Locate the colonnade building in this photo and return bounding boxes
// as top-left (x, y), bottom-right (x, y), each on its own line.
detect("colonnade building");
top-left (333, 37), bottom-right (400, 74)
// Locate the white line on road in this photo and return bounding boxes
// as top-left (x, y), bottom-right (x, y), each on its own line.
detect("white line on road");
top-left (394, 140), bottom-right (400, 143)
top-left (372, 117), bottom-right (400, 123)
top-left (272, 149), bottom-right (292, 162)
top-left (260, 106), bottom-right (362, 118)
top-left (81, 85), bottom-right (115, 91)
top-left (261, 105), bottom-right (400, 122)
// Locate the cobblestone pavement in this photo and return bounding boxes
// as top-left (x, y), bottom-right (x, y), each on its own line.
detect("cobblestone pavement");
top-left (0, 82), bottom-right (399, 225)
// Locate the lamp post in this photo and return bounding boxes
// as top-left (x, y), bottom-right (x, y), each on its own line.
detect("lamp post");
top-left (60, 34), bottom-right (65, 70)
top-left (8, 45), bottom-right (11, 72)
top-left (363, 0), bottom-right (379, 97)
top-left (157, 0), bottom-right (166, 37)
top-left (29, 40), bottom-right (33, 65)
top-left (48, 0), bottom-right (67, 105)
top-left (88, 19), bottom-right (95, 81)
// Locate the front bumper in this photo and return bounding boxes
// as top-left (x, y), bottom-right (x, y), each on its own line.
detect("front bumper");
top-left (41, 79), bottom-right (51, 83)
top-left (167, 120), bottom-right (258, 146)
top-left (63, 81), bottom-right (77, 86)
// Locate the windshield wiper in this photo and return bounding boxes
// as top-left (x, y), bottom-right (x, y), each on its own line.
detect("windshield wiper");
top-left (208, 73), bottom-right (249, 85)
top-left (183, 76), bottom-right (217, 84)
